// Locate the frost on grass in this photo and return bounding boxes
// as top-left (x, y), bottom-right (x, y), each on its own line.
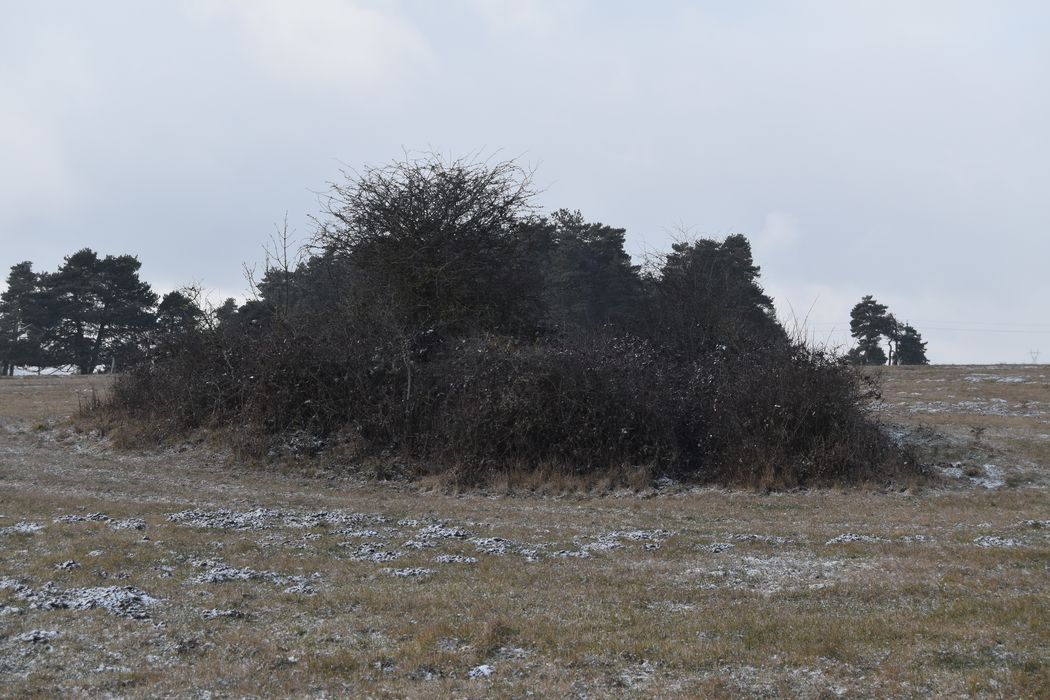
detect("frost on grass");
top-left (700, 542), bottom-right (736, 554)
top-left (168, 508), bottom-right (385, 531)
top-left (964, 374), bottom-right (1028, 384)
top-left (383, 567), bottom-right (433, 578)
top-left (0, 521), bottom-right (45, 535)
top-left (825, 533), bottom-right (887, 545)
top-left (434, 554), bottom-right (479, 564)
top-left (469, 537), bottom-right (516, 555)
top-left (973, 536), bottom-right (1024, 548)
top-left (687, 554), bottom-right (849, 595)
top-left (14, 630), bottom-right (58, 645)
top-left (550, 549), bottom-right (591, 559)
top-left (54, 513), bottom-right (145, 530)
top-left (908, 399), bottom-right (1044, 418)
top-left (728, 533), bottom-right (792, 546)
top-left (579, 535), bottom-right (625, 553)
top-left (190, 558), bottom-right (317, 593)
top-left (200, 608), bottom-right (246, 620)
top-left (416, 524), bottom-right (472, 540)
top-left (1, 579), bottom-right (159, 619)
top-left (608, 529), bottom-right (674, 542)
top-left (348, 544), bottom-right (403, 563)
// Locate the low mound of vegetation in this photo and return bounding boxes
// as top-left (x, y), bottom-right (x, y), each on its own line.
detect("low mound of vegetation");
top-left (105, 154), bottom-right (916, 488)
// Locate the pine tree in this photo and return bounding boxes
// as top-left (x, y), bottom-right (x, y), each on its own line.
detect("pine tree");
top-left (542, 208), bottom-right (640, 329)
top-left (156, 290), bottom-right (204, 335)
top-left (895, 323), bottom-right (929, 364)
top-left (38, 249), bottom-right (158, 373)
top-left (0, 262), bottom-right (42, 375)
top-left (848, 295), bottom-right (891, 365)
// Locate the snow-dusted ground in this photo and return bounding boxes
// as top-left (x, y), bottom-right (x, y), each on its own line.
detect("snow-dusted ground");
top-left (1, 368), bottom-right (1048, 696)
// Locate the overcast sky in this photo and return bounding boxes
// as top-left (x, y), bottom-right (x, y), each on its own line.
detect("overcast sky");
top-left (2, 1), bottom-right (1048, 363)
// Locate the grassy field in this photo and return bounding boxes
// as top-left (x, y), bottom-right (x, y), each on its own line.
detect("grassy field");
top-left (0, 367), bottom-right (1047, 698)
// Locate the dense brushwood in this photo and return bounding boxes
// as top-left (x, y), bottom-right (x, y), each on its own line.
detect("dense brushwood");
top-left (105, 154), bottom-right (916, 487)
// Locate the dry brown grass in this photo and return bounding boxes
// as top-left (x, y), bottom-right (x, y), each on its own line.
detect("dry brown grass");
top-left (0, 367), bottom-right (1047, 697)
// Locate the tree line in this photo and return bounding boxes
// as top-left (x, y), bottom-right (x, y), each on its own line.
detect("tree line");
top-left (0, 250), bottom-right (208, 376)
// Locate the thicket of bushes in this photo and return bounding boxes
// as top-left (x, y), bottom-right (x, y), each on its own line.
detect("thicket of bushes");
top-left (106, 154), bottom-right (916, 487)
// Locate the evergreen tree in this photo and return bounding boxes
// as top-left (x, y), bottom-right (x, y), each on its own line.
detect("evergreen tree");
top-left (895, 323), bottom-right (929, 364)
top-left (0, 262), bottom-right (43, 375)
top-left (214, 298), bottom-right (240, 327)
top-left (156, 290), bottom-right (204, 335)
top-left (848, 295), bottom-right (891, 365)
top-left (38, 249), bottom-right (158, 373)
top-left (542, 208), bottom-right (640, 329)
top-left (645, 234), bottom-right (783, 355)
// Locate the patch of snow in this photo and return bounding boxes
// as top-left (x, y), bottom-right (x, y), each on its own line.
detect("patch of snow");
top-left (111, 518), bottom-right (146, 530)
top-left (964, 374), bottom-right (1028, 384)
top-left (190, 558), bottom-right (315, 591)
top-left (468, 664), bottom-right (495, 679)
top-left (608, 529), bottom-right (673, 542)
top-left (3, 581), bottom-right (160, 619)
top-left (469, 537), bottom-right (512, 555)
top-left (383, 567), bottom-right (433, 578)
top-left (688, 554), bottom-right (849, 595)
top-left (973, 536), bottom-right (1023, 548)
top-left (348, 544), bottom-right (402, 563)
top-left (168, 508), bottom-right (384, 531)
top-left (0, 521), bottom-right (45, 535)
top-left (339, 529), bottom-right (381, 539)
top-left (728, 533), bottom-right (791, 546)
top-left (200, 608), bottom-right (245, 620)
top-left (971, 464), bottom-right (1005, 489)
top-left (434, 554), bottom-right (478, 564)
top-left (14, 629), bottom-right (58, 644)
top-left (580, 535), bottom-right (624, 552)
top-left (282, 581), bottom-right (317, 595)
top-left (700, 542), bottom-right (736, 553)
top-left (825, 533), bottom-right (886, 545)
top-left (549, 549), bottom-right (591, 559)
top-left (416, 524), bottom-right (471, 540)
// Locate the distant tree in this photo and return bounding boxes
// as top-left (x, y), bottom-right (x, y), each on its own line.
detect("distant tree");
top-left (38, 249), bottom-right (158, 374)
top-left (542, 208), bottom-right (640, 329)
top-left (895, 323), bottom-right (929, 365)
top-left (848, 295), bottom-right (891, 365)
top-left (0, 262), bottom-right (43, 375)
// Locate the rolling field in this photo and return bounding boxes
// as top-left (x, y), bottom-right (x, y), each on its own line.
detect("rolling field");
top-left (1, 368), bottom-right (1047, 698)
